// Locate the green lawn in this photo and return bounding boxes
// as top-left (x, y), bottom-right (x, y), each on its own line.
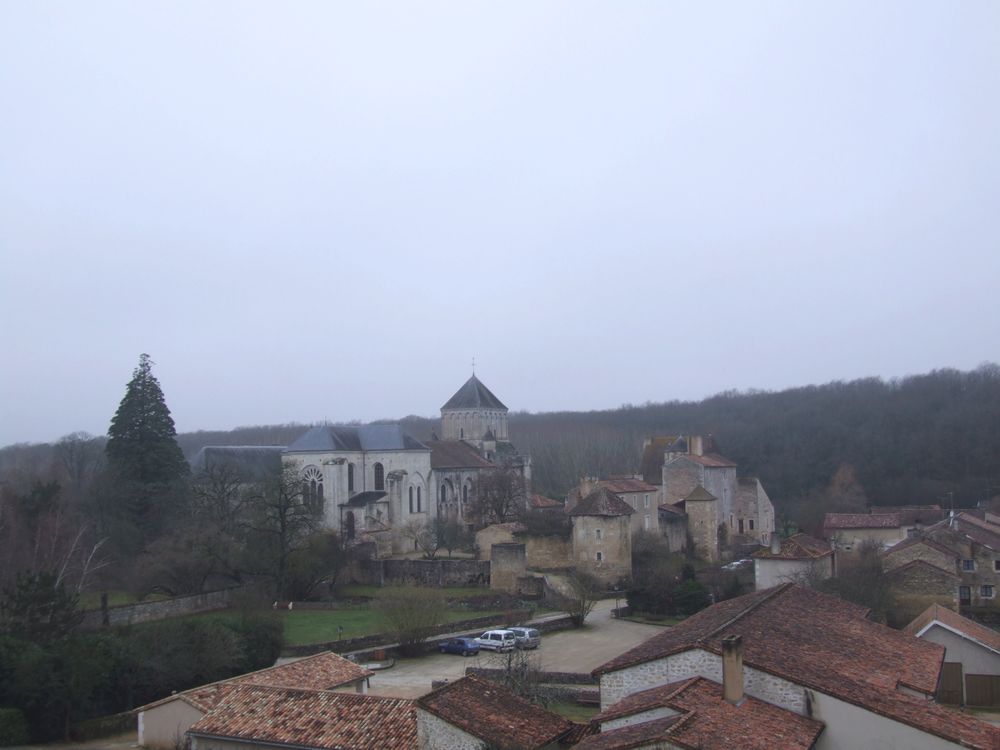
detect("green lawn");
top-left (548, 701), bottom-right (599, 722)
top-left (336, 585), bottom-right (492, 599)
top-left (280, 607), bottom-right (502, 647)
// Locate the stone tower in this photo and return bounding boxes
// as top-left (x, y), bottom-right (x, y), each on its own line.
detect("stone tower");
top-left (440, 374), bottom-right (509, 447)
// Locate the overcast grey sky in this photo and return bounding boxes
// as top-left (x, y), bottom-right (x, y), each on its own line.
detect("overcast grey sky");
top-left (1, 1), bottom-right (998, 447)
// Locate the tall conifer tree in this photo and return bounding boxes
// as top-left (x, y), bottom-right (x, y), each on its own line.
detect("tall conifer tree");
top-left (105, 354), bottom-right (188, 543)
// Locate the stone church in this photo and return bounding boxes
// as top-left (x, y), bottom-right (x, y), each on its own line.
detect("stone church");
top-left (280, 375), bottom-right (530, 555)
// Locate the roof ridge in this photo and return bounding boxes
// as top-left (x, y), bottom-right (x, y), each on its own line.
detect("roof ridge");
top-left (699, 584), bottom-right (793, 643)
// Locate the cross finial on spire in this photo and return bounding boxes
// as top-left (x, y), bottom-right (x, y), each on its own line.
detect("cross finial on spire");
top-left (471, 356), bottom-right (476, 374)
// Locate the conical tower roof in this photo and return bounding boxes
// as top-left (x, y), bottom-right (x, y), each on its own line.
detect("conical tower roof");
top-left (441, 375), bottom-right (507, 411)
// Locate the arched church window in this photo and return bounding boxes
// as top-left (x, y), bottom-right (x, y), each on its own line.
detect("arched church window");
top-left (374, 463), bottom-right (385, 491)
top-left (463, 485), bottom-right (468, 502)
top-left (301, 466), bottom-right (324, 510)
top-left (409, 486), bottom-right (414, 513)
top-left (348, 463), bottom-right (355, 493)
top-left (417, 487), bottom-right (422, 508)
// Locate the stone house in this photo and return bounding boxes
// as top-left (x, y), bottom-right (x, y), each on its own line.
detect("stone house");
top-left (416, 674), bottom-right (572, 749)
top-left (591, 584), bottom-right (1000, 749)
top-left (751, 533), bottom-right (833, 590)
top-left (136, 652), bottom-right (373, 749)
top-left (186, 684), bottom-right (416, 750)
top-left (641, 435), bottom-right (774, 561)
top-left (822, 512), bottom-right (906, 553)
top-left (906, 604), bottom-right (1000, 707)
top-left (573, 477), bottom-right (660, 536)
top-left (570, 486), bottom-right (635, 584)
top-left (882, 512), bottom-right (1000, 613)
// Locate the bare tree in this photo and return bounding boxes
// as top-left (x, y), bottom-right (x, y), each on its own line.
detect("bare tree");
top-left (401, 519), bottom-right (440, 559)
top-left (373, 586), bottom-right (447, 656)
top-left (473, 465), bottom-right (527, 525)
top-left (564, 570), bottom-right (603, 627)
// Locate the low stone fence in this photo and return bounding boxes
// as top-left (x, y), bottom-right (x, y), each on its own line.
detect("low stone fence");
top-left (352, 558), bottom-right (491, 587)
top-left (79, 587), bottom-right (241, 629)
top-left (464, 668), bottom-right (597, 685)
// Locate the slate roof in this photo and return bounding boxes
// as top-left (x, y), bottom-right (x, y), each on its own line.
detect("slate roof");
top-left (579, 676), bottom-right (824, 750)
top-left (823, 512), bottom-right (901, 530)
top-left (569, 486), bottom-right (635, 517)
top-left (599, 477), bottom-right (659, 494)
top-left (905, 604), bottom-right (1000, 656)
top-left (426, 440), bottom-right (495, 469)
top-left (882, 534), bottom-right (957, 562)
top-left (417, 674), bottom-right (571, 749)
top-left (593, 584), bottom-right (1000, 749)
top-left (441, 375), bottom-right (508, 411)
top-left (189, 445), bottom-right (284, 481)
top-left (188, 684), bottom-right (416, 750)
top-left (137, 652), bottom-right (373, 713)
top-left (285, 424), bottom-right (427, 453)
top-left (751, 533), bottom-right (831, 560)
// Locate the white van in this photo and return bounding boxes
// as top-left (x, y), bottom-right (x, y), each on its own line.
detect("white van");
top-left (508, 626), bottom-right (541, 650)
top-left (475, 629), bottom-right (517, 652)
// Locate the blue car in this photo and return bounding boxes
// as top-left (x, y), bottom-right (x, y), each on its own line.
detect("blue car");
top-left (438, 637), bottom-right (481, 656)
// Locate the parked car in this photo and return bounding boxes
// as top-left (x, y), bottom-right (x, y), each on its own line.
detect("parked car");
top-left (438, 637), bottom-right (481, 656)
top-left (507, 627), bottom-right (541, 650)
top-left (475, 629), bottom-right (517, 652)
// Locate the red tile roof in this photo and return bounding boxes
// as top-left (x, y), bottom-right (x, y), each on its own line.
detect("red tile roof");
top-left (674, 453), bottom-right (737, 468)
top-left (823, 512), bottom-right (901, 530)
top-left (882, 534), bottom-right (957, 561)
top-left (905, 604), bottom-right (1000, 655)
top-left (593, 585), bottom-right (999, 748)
top-left (530, 494), bottom-right (564, 509)
top-left (188, 684), bottom-right (416, 750)
top-left (954, 512), bottom-right (1000, 550)
top-left (426, 440), bottom-right (495, 469)
top-left (599, 478), bottom-right (659, 494)
top-left (417, 675), bottom-right (572, 749)
top-left (872, 505), bottom-right (946, 526)
top-left (579, 677), bottom-right (824, 750)
top-left (139, 652), bottom-right (373, 713)
top-left (751, 533), bottom-right (831, 560)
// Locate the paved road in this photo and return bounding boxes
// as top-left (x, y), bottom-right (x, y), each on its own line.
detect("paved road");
top-left (365, 599), bottom-right (664, 699)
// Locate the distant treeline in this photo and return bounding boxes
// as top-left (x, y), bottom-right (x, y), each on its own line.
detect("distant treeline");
top-left (4, 364), bottom-right (998, 518)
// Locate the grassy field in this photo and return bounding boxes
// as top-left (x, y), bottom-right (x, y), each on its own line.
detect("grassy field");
top-left (548, 701), bottom-right (599, 723)
top-left (126, 605), bottom-right (504, 647)
top-left (335, 585), bottom-right (492, 599)
top-left (280, 607), bottom-right (502, 647)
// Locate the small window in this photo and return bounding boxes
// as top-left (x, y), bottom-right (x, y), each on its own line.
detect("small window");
top-left (644, 514), bottom-right (651, 530)
top-left (749, 519), bottom-right (755, 531)
top-left (595, 529), bottom-right (602, 541)
top-left (983, 585), bottom-right (995, 599)
top-left (596, 552), bottom-right (603, 562)
top-left (962, 559), bottom-right (975, 572)
top-left (409, 487), bottom-right (414, 513)
top-left (994, 560), bottom-right (1000, 572)
top-left (348, 463), bottom-right (355, 493)
top-left (644, 494), bottom-right (650, 509)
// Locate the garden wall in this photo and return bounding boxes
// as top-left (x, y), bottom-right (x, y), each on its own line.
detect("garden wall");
top-left (79, 587), bottom-right (242, 629)
top-left (351, 558), bottom-right (491, 587)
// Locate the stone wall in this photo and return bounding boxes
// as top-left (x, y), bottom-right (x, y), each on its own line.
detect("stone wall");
top-left (80, 588), bottom-right (238, 629)
top-left (887, 563), bottom-right (959, 627)
top-left (661, 458), bottom-right (701, 504)
top-left (491, 543), bottom-right (527, 592)
top-left (351, 558), bottom-right (491, 587)
top-left (884, 541), bottom-right (954, 573)
top-left (572, 515), bottom-right (631, 584)
top-left (416, 707), bottom-right (479, 750)
top-left (525, 534), bottom-right (572, 569)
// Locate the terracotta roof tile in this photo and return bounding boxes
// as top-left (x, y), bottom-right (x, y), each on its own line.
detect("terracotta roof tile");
top-left (188, 684), bottom-right (416, 750)
top-left (417, 675), bottom-right (571, 748)
top-left (599, 478), bottom-right (659, 494)
top-left (751, 533), bottom-right (831, 560)
top-left (530, 494), bottom-right (564, 509)
top-left (139, 652), bottom-right (373, 713)
top-left (684, 485), bottom-right (716, 502)
top-left (823, 512), bottom-right (901, 530)
top-left (593, 585), bottom-right (998, 748)
top-left (905, 604), bottom-right (1000, 655)
top-left (569, 487), bottom-right (635, 517)
top-left (882, 534), bottom-right (958, 561)
top-left (872, 505), bottom-right (947, 526)
top-left (427, 440), bottom-right (495, 469)
top-left (674, 453), bottom-right (737, 468)
top-left (580, 677), bottom-right (824, 750)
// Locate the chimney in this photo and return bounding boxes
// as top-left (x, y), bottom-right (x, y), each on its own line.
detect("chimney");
top-left (770, 535), bottom-right (781, 555)
top-left (690, 435), bottom-right (704, 456)
top-left (722, 635), bottom-right (744, 704)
